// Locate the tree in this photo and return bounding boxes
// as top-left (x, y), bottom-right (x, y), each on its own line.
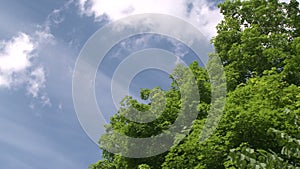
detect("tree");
top-left (91, 0), bottom-right (300, 168)
top-left (213, 0), bottom-right (300, 90)
top-left (225, 129), bottom-right (300, 169)
top-left (163, 69), bottom-right (300, 168)
top-left (94, 61), bottom-right (211, 169)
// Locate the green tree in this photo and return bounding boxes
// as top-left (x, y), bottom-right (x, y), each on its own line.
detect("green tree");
top-left (163, 69), bottom-right (300, 168)
top-left (225, 129), bottom-right (300, 169)
top-left (162, 0), bottom-right (300, 168)
top-left (91, 0), bottom-right (300, 168)
top-left (93, 61), bottom-right (211, 169)
top-left (213, 0), bottom-right (300, 90)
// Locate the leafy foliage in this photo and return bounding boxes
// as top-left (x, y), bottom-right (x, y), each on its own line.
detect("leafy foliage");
top-left (91, 0), bottom-right (300, 168)
top-left (225, 129), bottom-right (300, 169)
top-left (213, 0), bottom-right (300, 90)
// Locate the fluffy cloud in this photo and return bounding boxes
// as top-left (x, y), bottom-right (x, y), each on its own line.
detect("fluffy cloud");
top-left (0, 33), bottom-right (35, 87)
top-left (0, 1), bottom-right (74, 106)
top-left (78, 0), bottom-right (223, 38)
top-left (0, 31), bottom-right (52, 106)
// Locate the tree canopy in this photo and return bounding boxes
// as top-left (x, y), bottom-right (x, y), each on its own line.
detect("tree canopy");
top-left (90, 0), bottom-right (300, 168)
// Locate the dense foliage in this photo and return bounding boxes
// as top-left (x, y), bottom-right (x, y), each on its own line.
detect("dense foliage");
top-left (90, 0), bottom-right (300, 168)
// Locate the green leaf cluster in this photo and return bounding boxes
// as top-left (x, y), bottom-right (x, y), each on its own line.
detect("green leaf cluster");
top-left (91, 0), bottom-right (300, 168)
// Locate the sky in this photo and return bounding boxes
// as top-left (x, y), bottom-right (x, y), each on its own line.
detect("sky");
top-left (0, 0), bottom-right (281, 168)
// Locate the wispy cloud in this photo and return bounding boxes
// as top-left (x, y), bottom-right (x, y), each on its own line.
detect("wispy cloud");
top-left (0, 1), bottom-right (75, 106)
top-left (77, 0), bottom-right (223, 38)
top-left (45, 0), bottom-right (74, 28)
top-left (27, 67), bottom-right (51, 106)
top-left (0, 29), bottom-right (53, 106)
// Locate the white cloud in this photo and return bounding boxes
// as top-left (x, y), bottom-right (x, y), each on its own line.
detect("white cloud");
top-left (0, 0), bottom-right (63, 106)
top-left (0, 33), bottom-right (35, 87)
top-left (79, 0), bottom-right (186, 20)
top-left (0, 31), bottom-right (53, 106)
top-left (78, 0), bottom-right (223, 38)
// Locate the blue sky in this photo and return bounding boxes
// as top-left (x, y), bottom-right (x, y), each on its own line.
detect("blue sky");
top-left (0, 0), bottom-right (227, 168)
